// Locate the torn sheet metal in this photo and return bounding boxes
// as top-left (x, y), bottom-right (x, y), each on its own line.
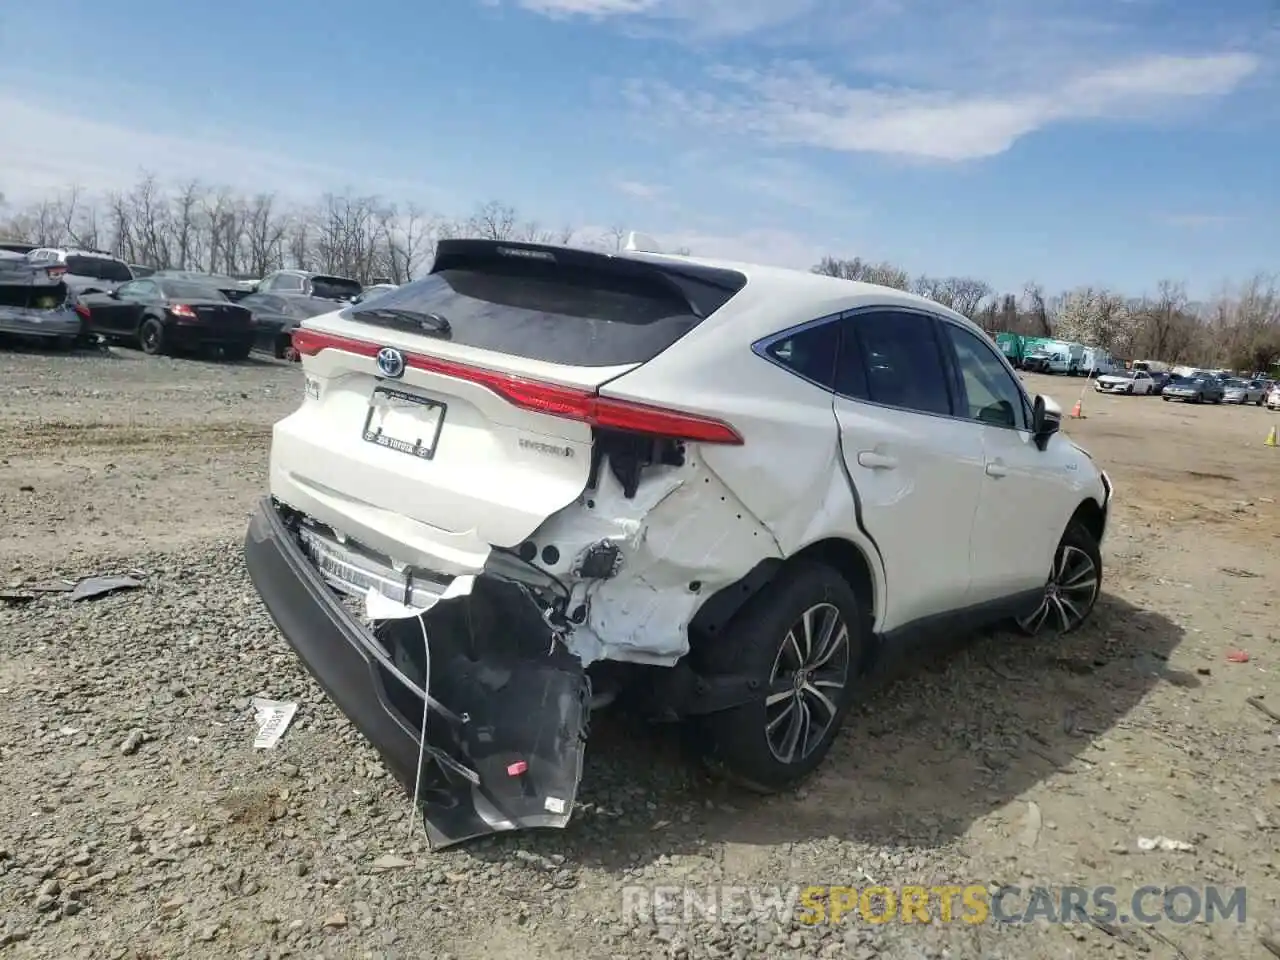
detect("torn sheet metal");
top-left (69, 575), bottom-right (144, 602)
top-left (251, 697), bottom-right (298, 749)
top-left (528, 451), bottom-right (781, 666)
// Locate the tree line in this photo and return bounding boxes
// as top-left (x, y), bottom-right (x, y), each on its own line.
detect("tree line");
top-left (812, 257), bottom-right (1280, 373)
top-left (1, 176), bottom-right (1275, 372)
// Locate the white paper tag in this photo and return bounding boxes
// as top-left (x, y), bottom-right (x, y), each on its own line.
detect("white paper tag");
top-left (543, 796), bottom-right (566, 815)
top-left (251, 697), bottom-right (298, 749)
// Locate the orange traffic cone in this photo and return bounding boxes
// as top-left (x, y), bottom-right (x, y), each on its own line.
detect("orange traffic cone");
top-left (1266, 425), bottom-right (1277, 448)
top-left (1070, 399), bottom-right (1083, 419)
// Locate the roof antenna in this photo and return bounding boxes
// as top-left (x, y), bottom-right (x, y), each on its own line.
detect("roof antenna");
top-left (622, 231), bottom-right (662, 254)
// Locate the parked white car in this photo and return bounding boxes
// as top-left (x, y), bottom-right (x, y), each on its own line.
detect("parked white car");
top-left (1094, 370), bottom-right (1154, 395)
top-left (243, 239), bottom-right (1113, 847)
top-left (1267, 385), bottom-right (1280, 410)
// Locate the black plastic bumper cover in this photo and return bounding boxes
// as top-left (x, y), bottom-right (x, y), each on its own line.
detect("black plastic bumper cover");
top-left (243, 497), bottom-right (589, 848)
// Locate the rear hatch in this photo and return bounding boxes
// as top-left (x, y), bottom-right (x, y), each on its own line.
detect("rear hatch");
top-left (282, 239), bottom-right (747, 557)
top-left (0, 262), bottom-right (71, 314)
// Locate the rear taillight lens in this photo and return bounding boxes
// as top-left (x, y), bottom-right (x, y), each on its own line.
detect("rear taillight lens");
top-left (73, 303), bottom-right (91, 320)
top-left (292, 329), bottom-right (744, 445)
top-left (170, 303), bottom-right (197, 320)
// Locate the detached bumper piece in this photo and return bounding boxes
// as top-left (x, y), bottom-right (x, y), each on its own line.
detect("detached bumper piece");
top-left (244, 498), bottom-right (589, 848)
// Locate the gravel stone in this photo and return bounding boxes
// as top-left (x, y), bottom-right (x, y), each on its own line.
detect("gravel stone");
top-left (0, 349), bottom-right (1276, 959)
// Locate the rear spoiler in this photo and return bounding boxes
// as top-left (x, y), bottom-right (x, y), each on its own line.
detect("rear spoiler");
top-left (430, 239), bottom-right (747, 320)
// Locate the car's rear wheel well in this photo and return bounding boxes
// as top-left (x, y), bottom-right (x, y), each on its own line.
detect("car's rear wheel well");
top-left (687, 537), bottom-right (877, 669)
top-left (791, 538), bottom-right (875, 628)
top-left (1069, 497), bottom-right (1106, 545)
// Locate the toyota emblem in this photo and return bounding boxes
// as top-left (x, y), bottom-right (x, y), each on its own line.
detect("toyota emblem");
top-left (375, 347), bottom-right (406, 379)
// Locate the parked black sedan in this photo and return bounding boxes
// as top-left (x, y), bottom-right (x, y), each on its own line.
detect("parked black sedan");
top-left (80, 277), bottom-right (254, 358)
top-left (238, 291), bottom-right (345, 360)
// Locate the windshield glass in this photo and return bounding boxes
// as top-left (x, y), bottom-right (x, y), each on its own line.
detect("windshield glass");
top-left (1223, 378), bottom-right (1247, 387)
top-left (161, 280), bottom-right (227, 300)
top-left (65, 256), bottom-right (132, 282)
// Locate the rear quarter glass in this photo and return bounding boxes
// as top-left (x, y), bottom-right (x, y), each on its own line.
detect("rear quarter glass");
top-left (345, 250), bottom-right (746, 367)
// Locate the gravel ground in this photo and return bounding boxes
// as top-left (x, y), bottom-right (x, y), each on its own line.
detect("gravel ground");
top-left (2, 344), bottom-right (1279, 959)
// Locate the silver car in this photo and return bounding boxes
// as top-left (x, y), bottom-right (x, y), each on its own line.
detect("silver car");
top-left (1222, 378), bottom-right (1267, 405)
top-left (0, 257), bottom-right (85, 345)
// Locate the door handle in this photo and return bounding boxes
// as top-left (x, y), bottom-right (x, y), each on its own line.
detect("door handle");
top-left (985, 461), bottom-right (1008, 478)
top-left (857, 450), bottom-right (898, 470)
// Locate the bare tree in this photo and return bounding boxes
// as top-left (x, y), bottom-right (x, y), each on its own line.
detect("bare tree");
top-left (6, 174), bottom-right (1280, 375)
top-left (468, 201), bottom-right (517, 241)
top-left (812, 256), bottom-right (909, 290)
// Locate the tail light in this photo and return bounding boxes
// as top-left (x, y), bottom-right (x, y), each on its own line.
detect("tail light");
top-left (170, 303), bottom-right (198, 321)
top-left (292, 328), bottom-right (744, 445)
top-left (73, 302), bottom-right (91, 320)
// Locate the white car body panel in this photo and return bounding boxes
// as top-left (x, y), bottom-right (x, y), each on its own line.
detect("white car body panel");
top-left (269, 248), bottom-right (1110, 667)
top-left (833, 396), bottom-right (982, 629)
top-left (969, 419), bottom-right (1097, 602)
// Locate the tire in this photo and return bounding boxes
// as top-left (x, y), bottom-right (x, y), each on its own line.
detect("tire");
top-left (274, 335), bottom-right (300, 362)
top-left (698, 561), bottom-right (865, 792)
top-left (1195, 393), bottom-right (1203, 403)
top-left (1015, 522), bottom-right (1102, 636)
top-left (1162, 395), bottom-right (1171, 402)
top-left (139, 317), bottom-right (166, 356)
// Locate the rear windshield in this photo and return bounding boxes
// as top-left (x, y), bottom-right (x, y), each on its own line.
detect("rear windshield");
top-left (311, 276), bottom-right (361, 300)
top-left (161, 280), bottom-right (227, 300)
top-left (65, 256), bottom-right (132, 282)
top-left (347, 254), bottom-right (741, 366)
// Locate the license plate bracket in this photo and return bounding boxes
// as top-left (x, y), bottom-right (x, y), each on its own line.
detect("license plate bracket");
top-left (362, 386), bottom-right (446, 460)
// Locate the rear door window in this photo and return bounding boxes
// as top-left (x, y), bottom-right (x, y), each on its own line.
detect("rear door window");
top-left (347, 245), bottom-right (747, 367)
top-left (837, 310), bottom-right (953, 417)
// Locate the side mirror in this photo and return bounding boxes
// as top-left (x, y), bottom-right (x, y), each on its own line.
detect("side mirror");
top-left (1032, 395), bottom-right (1060, 451)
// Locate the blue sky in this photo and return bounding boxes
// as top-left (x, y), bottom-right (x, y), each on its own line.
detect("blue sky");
top-left (0, 0), bottom-right (1276, 295)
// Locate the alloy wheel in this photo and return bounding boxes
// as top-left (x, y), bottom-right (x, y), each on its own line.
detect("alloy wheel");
top-left (1017, 544), bottom-right (1100, 635)
top-left (764, 603), bottom-right (851, 765)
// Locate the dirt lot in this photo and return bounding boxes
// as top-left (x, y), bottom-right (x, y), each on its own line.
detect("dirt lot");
top-left (1, 345), bottom-right (1279, 960)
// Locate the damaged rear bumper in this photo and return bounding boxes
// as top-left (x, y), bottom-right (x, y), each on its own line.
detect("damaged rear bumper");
top-left (243, 496), bottom-right (590, 848)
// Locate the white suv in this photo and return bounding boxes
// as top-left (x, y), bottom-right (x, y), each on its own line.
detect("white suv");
top-left (244, 239), bottom-right (1112, 847)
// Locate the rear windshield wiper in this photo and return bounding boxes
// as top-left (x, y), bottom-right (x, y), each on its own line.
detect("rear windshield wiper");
top-left (351, 306), bottom-right (451, 338)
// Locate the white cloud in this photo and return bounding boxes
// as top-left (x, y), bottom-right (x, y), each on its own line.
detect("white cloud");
top-left (508, 0), bottom-right (821, 37)
top-left (614, 178), bottom-right (667, 199)
top-left (516, 0), bottom-right (659, 16)
top-left (623, 52), bottom-right (1260, 161)
top-left (0, 93), bottom-right (443, 205)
